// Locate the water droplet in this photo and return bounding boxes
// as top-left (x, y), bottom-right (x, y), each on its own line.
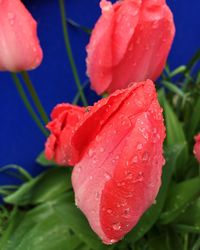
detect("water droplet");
top-left (126, 172), bottom-right (133, 180)
top-left (143, 132), bottom-right (149, 139)
top-left (162, 158), bottom-right (166, 165)
top-left (107, 209), bottom-right (113, 214)
top-left (77, 166), bottom-right (82, 172)
top-left (95, 135), bottom-right (101, 142)
top-left (117, 181), bottom-right (125, 187)
top-left (88, 148), bottom-right (94, 157)
top-left (132, 156), bottom-right (138, 163)
top-left (132, 62), bottom-right (137, 67)
top-left (116, 155), bottom-right (120, 160)
top-left (35, 56), bottom-right (41, 65)
top-left (112, 222), bottom-right (121, 231)
top-left (135, 99), bottom-right (143, 107)
top-left (137, 144), bottom-right (143, 150)
top-left (8, 12), bottom-right (15, 25)
top-left (136, 38), bottom-right (140, 45)
top-left (75, 197), bottom-right (80, 207)
top-left (152, 21), bottom-right (159, 29)
top-left (123, 208), bottom-right (131, 218)
top-left (112, 159), bottom-right (116, 164)
top-left (142, 152), bottom-right (149, 161)
top-left (132, 172), bottom-right (144, 183)
top-left (104, 172), bottom-right (111, 180)
top-left (109, 239), bottom-right (118, 244)
top-left (95, 192), bottom-right (100, 200)
top-left (100, 147), bottom-right (105, 153)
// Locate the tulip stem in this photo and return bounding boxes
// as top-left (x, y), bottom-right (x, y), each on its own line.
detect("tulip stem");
top-left (20, 71), bottom-right (49, 124)
top-left (58, 0), bottom-right (88, 107)
top-left (11, 73), bottom-right (48, 137)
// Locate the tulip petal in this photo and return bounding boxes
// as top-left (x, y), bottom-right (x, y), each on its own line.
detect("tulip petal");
top-left (194, 134), bottom-right (200, 162)
top-left (0, 0), bottom-right (43, 71)
top-left (86, 0), bottom-right (114, 93)
top-left (86, 0), bottom-right (175, 94)
top-left (107, 0), bottom-right (175, 93)
top-left (72, 80), bottom-right (165, 243)
top-left (112, 0), bottom-right (141, 65)
top-left (45, 104), bottom-right (85, 166)
top-left (71, 80), bottom-right (153, 164)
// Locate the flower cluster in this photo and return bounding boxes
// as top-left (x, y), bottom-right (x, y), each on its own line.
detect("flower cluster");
top-left (2, 0), bottom-right (199, 245)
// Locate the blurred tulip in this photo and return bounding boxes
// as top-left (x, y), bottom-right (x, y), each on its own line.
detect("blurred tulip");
top-left (193, 134), bottom-right (200, 162)
top-left (45, 79), bottom-right (166, 244)
top-left (86, 0), bottom-right (175, 94)
top-left (0, 0), bottom-right (43, 72)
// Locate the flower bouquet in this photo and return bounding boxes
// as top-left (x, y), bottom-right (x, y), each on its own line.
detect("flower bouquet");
top-left (0, 0), bottom-right (200, 249)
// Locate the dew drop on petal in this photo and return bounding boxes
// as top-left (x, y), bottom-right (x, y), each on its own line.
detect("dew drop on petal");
top-left (142, 152), bottom-right (149, 161)
top-left (107, 209), bottom-right (113, 214)
top-left (104, 172), bottom-right (111, 180)
top-left (88, 148), bottom-right (94, 157)
top-left (137, 144), bottom-right (143, 150)
top-left (112, 222), bottom-right (121, 231)
top-left (100, 147), bottom-right (105, 153)
top-left (132, 156), bottom-right (138, 163)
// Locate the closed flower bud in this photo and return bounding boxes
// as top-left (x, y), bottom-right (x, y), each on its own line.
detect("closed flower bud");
top-left (0, 0), bottom-right (43, 72)
top-left (45, 79), bottom-right (166, 244)
top-left (86, 0), bottom-right (175, 94)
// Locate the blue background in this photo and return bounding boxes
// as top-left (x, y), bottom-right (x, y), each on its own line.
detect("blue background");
top-left (0, 0), bottom-right (200, 185)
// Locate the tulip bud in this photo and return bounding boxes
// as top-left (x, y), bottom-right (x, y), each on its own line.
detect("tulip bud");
top-left (0, 0), bottom-right (43, 72)
top-left (45, 79), bottom-right (166, 244)
top-left (86, 0), bottom-right (175, 94)
top-left (193, 134), bottom-right (200, 162)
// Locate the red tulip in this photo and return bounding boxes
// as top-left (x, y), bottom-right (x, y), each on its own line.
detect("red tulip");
top-left (0, 0), bottom-right (43, 72)
top-left (193, 134), bottom-right (200, 162)
top-left (86, 0), bottom-right (175, 94)
top-left (45, 79), bottom-right (166, 244)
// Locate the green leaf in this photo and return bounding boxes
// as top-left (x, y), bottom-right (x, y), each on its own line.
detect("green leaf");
top-left (162, 96), bottom-right (189, 177)
top-left (147, 230), bottom-right (183, 250)
top-left (36, 151), bottom-right (56, 167)
top-left (169, 65), bottom-right (186, 78)
top-left (174, 197), bottom-right (200, 233)
top-left (4, 168), bottom-right (71, 205)
top-left (159, 177), bottom-right (200, 224)
top-left (163, 98), bottom-right (186, 146)
top-left (125, 145), bottom-right (185, 243)
top-left (185, 49), bottom-right (200, 75)
top-left (67, 18), bottom-right (92, 35)
top-left (161, 80), bottom-right (185, 98)
top-left (187, 96), bottom-right (200, 140)
top-left (0, 165), bottom-right (32, 181)
top-left (55, 194), bottom-right (108, 250)
top-left (1, 193), bottom-right (106, 250)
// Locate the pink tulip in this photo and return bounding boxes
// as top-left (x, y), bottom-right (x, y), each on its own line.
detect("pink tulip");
top-left (0, 0), bottom-right (43, 71)
top-left (45, 79), bottom-right (166, 244)
top-left (193, 134), bottom-right (200, 162)
top-left (86, 0), bottom-right (175, 94)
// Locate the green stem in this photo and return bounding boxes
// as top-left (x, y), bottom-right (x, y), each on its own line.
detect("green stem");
top-left (58, 0), bottom-right (88, 107)
top-left (183, 234), bottom-right (188, 250)
top-left (20, 71), bottom-right (49, 124)
top-left (11, 73), bottom-right (48, 137)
